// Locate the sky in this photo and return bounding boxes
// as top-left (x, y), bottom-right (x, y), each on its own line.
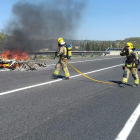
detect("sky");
top-left (0, 0), bottom-right (140, 41)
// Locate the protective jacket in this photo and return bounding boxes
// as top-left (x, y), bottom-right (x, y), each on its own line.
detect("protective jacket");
top-left (120, 49), bottom-right (139, 67)
top-left (57, 43), bottom-right (68, 58)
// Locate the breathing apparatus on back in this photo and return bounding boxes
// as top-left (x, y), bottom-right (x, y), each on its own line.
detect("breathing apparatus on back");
top-left (67, 45), bottom-right (72, 59)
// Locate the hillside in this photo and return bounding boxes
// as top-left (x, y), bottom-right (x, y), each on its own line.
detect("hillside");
top-left (0, 34), bottom-right (140, 51)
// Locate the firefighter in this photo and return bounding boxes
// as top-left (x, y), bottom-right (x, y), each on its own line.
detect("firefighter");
top-left (119, 42), bottom-right (139, 87)
top-left (52, 37), bottom-right (70, 80)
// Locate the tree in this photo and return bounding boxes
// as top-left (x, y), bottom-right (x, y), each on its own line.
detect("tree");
top-left (112, 42), bottom-right (116, 48)
top-left (101, 41), bottom-right (106, 51)
top-left (94, 43), bottom-right (99, 51)
top-left (85, 42), bottom-right (90, 51)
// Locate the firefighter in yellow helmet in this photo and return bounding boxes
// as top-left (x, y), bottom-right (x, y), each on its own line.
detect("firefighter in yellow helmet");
top-left (52, 37), bottom-right (70, 80)
top-left (119, 42), bottom-right (139, 87)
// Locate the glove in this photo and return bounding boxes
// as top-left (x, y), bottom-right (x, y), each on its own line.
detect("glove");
top-left (59, 52), bottom-right (64, 57)
top-left (120, 51), bottom-right (126, 56)
top-left (55, 52), bottom-right (60, 57)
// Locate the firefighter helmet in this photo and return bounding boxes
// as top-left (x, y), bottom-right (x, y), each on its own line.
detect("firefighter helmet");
top-left (126, 42), bottom-right (133, 49)
top-left (58, 38), bottom-right (64, 44)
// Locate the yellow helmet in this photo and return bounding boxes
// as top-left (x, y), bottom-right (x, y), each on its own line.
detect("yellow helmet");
top-left (126, 42), bottom-right (133, 49)
top-left (58, 37), bottom-right (64, 44)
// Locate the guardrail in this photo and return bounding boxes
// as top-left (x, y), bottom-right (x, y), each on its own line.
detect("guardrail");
top-left (100, 47), bottom-right (140, 56)
top-left (106, 48), bottom-right (122, 51)
top-left (28, 51), bottom-right (110, 55)
top-left (28, 51), bottom-right (110, 59)
top-left (106, 47), bottom-right (140, 51)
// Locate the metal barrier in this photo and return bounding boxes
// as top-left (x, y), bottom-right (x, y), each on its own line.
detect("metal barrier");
top-left (28, 51), bottom-right (110, 59)
top-left (100, 47), bottom-right (140, 56)
top-left (105, 47), bottom-right (140, 51)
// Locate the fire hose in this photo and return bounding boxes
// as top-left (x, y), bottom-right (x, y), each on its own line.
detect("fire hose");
top-left (62, 57), bottom-right (116, 85)
top-left (62, 57), bottom-right (140, 87)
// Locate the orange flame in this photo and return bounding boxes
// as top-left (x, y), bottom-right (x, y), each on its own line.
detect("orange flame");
top-left (0, 50), bottom-right (28, 61)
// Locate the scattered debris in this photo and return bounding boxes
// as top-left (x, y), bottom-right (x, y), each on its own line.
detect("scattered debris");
top-left (0, 58), bottom-right (48, 71)
top-left (0, 50), bottom-right (48, 71)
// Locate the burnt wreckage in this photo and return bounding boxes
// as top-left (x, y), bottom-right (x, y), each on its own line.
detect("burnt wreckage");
top-left (0, 50), bottom-right (47, 71)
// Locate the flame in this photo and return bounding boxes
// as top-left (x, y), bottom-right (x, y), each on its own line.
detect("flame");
top-left (0, 64), bottom-right (10, 68)
top-left (12, 64), bottom-right (22, 68)
top-left (0, 50), bottom-right (28, 61)
top-left (0, 63), bottom-right (21, 68)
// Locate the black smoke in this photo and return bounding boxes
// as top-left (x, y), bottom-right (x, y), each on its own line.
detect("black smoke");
top-left (5, 0), bottom-right (87, 51)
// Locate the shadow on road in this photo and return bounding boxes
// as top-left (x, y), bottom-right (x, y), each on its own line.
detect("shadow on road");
top-left (57, 75), bottom-right (65, 79)
top-left (109, 80), bottom-right (132, 87)
top-left (109, 80), bottom-right (122, 84)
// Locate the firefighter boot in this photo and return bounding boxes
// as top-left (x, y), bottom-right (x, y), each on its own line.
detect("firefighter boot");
top-left (119, 82), bottom-right (126, 87)
top-left (52, 74), bottom-right (58, 79)
top-left (132, 84), bottom-right (138, 88)
top-left (63, 77), bottom-right (69, 80)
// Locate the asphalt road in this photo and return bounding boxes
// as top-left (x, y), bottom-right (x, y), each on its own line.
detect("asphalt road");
top-left (0, 56), bottom-right (140, 140)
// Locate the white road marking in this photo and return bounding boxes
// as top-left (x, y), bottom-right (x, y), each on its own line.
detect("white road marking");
top-left (115, 103), bottom-right (140, 140)
top-left (46, 57), bottom-right (121, 66)
top-left (0, 64), bottom-right (122, 96)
